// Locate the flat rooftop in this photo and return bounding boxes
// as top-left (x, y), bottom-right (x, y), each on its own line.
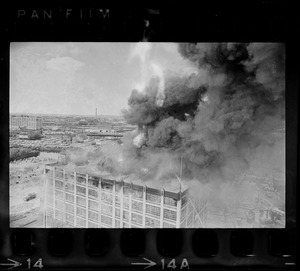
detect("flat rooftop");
top-left (45, 162), bottom-right (188, 193)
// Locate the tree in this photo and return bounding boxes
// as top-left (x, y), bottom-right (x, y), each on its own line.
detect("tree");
top-left (28, 131), bottom-right (42, 140)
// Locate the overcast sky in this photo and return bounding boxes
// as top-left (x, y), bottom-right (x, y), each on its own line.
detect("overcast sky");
top-left (10, 42), bottom-right (197, 116)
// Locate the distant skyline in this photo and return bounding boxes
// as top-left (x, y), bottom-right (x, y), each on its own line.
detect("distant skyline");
top-left (9, 112), bottom-right (122, 118)
top-left (10, 42), bottom-right (197, 116)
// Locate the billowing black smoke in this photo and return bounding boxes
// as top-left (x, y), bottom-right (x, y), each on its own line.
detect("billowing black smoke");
top-left (122, 43), bottom-right (285, 184)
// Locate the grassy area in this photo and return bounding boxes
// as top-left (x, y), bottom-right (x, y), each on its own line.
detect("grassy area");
top-left (10, 147), bottom-right (40, 162)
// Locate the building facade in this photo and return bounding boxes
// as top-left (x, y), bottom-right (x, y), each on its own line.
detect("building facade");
top-left (44, 164), bottom-right (207, 228)
top-left (10, 115), bottom-right (42, 130)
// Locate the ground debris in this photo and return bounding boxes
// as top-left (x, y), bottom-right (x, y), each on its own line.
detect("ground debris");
top-left (24, 192), bottom-right (37, 201)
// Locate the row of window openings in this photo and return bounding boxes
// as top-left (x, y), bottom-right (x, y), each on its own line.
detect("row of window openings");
top-left (50, 196), bottom-right (176, 218)
top-left (51, 196), bottom-right (184, 222)
top-left (54, 208), bottom-right (112, 227)
top-left (54, 208), bottom-right (142, 227)
top-left (54, 177), bottom-right (114, 191)
top-left (52, 177), bottom-right (179, 204)
top-left (67, 214), bottom-right (173, 229)
top-left (50, 208), bottom-right (179, 229)
top-left (52, 196), bottom-right (176, 221)
top-left (53, 173), bottom-right (145, 196)
top-left (95, 219), bottom-right (170, 229)
top-left (53, 199), bottom-right (178, 223)
top-left (53, 200), bottom-right (178, 225)
top-left (53, 180), bottom-right (178, 207)
top-left (52, 207), bottom-right (177, 228)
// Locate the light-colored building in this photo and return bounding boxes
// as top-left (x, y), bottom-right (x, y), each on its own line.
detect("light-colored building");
top-left (10, 115), bottom-right (42, 130)
top-left (44, 163), bottom-right (207, 228)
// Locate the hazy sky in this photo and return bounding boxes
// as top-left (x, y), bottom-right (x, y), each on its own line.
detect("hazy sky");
top-left (10, 42), bottom-right (197, 116)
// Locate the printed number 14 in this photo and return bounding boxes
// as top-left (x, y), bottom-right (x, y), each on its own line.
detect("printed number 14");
top-left (27, 258), bottom-right (43, 269)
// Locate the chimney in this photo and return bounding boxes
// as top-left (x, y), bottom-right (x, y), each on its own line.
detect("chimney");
top-left (95, 108), bottom-right (97, 118)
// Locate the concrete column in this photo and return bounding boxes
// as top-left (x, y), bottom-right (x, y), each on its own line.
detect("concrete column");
top-left (98, 178), bottom-right (102, 228)
top-left (160, 190), bottom-right (164, 228)
top-left (120, 181), bottom-right (124, 227)
top-left (85, 174), bottom-right (89, 228)
top-left (63, 168), bottom-right (66, 224)
top-left (142, 186), bottom-right (146, 228)
top-left (74, 171), bottom-right (77, 227)
top-left (53, 167), bottom-right (56, 220)
top-left (43, 165), bottom-right (47, 228)
top-left (112, 181), bottom-right (116, 228)
top-left (176, 193), bottom-right (182, 228)
top-left (128, 183), bottom-right (133, 228)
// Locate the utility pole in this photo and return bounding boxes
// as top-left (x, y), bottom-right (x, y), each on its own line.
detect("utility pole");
top-left (174, 157), bottom-right (183, 193)
top-left (175, 156), bottom-right (205, 228)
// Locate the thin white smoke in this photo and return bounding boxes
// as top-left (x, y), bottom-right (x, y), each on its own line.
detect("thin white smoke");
top-left (129, 43), bottom-right (166, 100)
top-left (129, 43), bottom-right (152, 92)
top-left (151, 63), bottom-right (165, 106)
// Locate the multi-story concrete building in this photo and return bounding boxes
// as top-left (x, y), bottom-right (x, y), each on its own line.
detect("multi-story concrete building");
top-left (44, 163), bottom-right (207, 228)
top-left (10, 115), bottom-right (42, 130)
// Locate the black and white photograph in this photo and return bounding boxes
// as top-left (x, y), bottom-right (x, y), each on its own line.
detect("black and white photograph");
top-left (9, 42), bottom-right (285, 228)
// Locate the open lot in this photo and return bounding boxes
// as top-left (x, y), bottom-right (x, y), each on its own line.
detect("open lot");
top-left (9, 152), bottom-right (59, 227)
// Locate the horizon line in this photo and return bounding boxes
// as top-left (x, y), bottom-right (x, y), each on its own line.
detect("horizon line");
top-left (10, 112), bottom-right (123, 118)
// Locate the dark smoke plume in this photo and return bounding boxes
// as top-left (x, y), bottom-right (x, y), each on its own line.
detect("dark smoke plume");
top-left (122, 43), bottom-right (285, 185)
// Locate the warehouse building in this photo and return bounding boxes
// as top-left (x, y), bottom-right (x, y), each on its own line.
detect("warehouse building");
top-left (10, 115), bottom-right (42, 130)
top-left (44, 163), bottom-right (207, 228)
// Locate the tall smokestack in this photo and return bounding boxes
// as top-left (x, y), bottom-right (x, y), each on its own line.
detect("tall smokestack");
top-left (95, 108), bottom-right (97, 118)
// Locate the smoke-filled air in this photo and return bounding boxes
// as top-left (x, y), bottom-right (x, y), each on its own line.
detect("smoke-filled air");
top-left (63, 43), bottom-right (285, 227)
top-left (121, 42), bottom-right (284, 182)
top-left (9, 42), bottom-right (286, 229)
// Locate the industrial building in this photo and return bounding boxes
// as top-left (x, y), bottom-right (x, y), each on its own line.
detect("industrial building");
top-left (10, 115), bottom-right (42, 130)
top-left (44, 163), bottom-right (207, 228)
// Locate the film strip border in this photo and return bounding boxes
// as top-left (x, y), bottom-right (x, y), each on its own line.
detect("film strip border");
top-left (0, 228), bottom-right (296, 270)
top-left (3, 2), bottom-right (296, 42)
